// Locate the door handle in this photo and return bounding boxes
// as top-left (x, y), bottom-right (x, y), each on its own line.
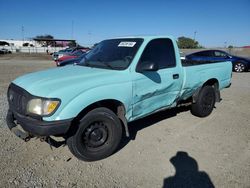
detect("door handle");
top-left (173, 74), bottom-right (179, 79)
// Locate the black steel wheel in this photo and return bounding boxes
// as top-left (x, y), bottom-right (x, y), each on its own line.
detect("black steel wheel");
top-left (191, 86), bottom-right (216, 117)
top-left (67, 107), bottom-right (122, 161)
top-left (83, 122), bottom-right (109, 150)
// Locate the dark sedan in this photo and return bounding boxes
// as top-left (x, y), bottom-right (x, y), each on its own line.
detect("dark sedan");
top-left (186, 50), bottom-right (250, 72)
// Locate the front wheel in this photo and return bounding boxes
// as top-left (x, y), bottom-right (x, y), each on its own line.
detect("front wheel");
top-left (67, 107), bottom-right (122, 161)
top-left (191, 86), bottom-right (216, 117)
top-left (234, 62), bottom-right (246, 72)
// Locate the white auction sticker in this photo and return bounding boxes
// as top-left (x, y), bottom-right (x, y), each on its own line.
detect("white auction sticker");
top-left (118, 42), bottom-right (136, 47)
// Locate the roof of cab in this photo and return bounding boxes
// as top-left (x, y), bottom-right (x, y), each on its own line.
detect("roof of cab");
top-left (111, 35), bottom-right (175, 40)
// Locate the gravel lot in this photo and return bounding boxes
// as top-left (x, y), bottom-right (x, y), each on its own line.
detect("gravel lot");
top-left (0, 55), bottom-right (250, 188)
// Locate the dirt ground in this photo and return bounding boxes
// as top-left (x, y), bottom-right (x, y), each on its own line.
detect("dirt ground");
top-left (0, 55), bottom-right (249, 188)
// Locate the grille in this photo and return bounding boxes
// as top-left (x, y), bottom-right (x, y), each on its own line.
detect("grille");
top-left (8, 84), bottom-right (30, 115)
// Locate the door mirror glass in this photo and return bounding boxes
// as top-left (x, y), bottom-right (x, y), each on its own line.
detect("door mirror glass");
top-left (136, 61), bottom-right (159, 72)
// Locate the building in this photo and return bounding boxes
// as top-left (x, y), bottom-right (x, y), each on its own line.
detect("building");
top-left (0, 39), bottom-right (38, 47)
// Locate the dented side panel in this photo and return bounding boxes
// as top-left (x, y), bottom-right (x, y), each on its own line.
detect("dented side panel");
top-left (132, 68), bottom-right (182, 120)
top-left (181, 61), bottom-right (232, 100)
top-left (130, 36), bottom-right (184, 120)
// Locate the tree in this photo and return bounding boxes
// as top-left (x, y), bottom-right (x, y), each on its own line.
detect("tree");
top-left (177, 36), bottom-right (201, 49)
top-left (0, 41), bottom-right (10, 46)
top-left (228, 45), bottom-right (233, 54)
top-left (68, 40), bottom-right (77, 47)
top-left (23, 42), bottom-right (30, 47)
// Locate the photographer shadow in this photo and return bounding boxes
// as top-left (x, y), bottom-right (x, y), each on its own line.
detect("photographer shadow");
top-left (163, 151), bottom-right (215, 188)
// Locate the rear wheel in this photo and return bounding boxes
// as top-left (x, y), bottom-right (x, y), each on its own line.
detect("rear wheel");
top-left (234, 62), bottom-right (246, 72)
top-left (191, 86), bottom-right (216, 117)
top-left (67, 107), bottom-right (122, 161)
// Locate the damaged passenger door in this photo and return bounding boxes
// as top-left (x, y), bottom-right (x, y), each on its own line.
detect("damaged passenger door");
top-left (132, 38), bottom-right (182, 119)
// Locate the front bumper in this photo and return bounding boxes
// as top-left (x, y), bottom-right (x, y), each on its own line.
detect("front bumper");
top-left (6, 110), bottom-right (73, 138)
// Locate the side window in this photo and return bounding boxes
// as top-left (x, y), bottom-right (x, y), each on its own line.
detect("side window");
top-left (139, 39), bottom-right (176, 69)
top-left (214, 51), bottom-right (227, 57)
top-left (195, 51), bottom-right (211, 57)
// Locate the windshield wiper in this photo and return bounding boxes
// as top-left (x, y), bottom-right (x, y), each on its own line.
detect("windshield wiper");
top-left (84, 61), bottom-right (91, 67)
top-left (97, 58), bottom-right (115, 70)
top-left (78, 56), bottom-right (91, 67)
top-left (103, 62), bottom-right (115, 70)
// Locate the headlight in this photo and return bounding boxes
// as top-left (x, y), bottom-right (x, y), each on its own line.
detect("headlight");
top-left (27, 98), bottom-right (60, 116)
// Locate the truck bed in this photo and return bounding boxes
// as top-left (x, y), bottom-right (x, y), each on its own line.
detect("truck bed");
top-left (181, 59), bottom-right (228, 66)
top-left (180, 60), bottom-right (232, 100)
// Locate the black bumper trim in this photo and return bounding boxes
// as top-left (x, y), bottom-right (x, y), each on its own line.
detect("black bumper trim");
top-left (6, 110), bottom-right (73, 137)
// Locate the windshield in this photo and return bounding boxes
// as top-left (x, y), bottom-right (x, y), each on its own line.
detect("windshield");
top-left (79, 38), bottom-right (143, 70)
top-left (72, 50), bottom-right (85, 56)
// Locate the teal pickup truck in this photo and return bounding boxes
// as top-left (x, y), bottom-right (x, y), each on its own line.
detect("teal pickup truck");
top-left (6, 36), bottom-right (232, 161)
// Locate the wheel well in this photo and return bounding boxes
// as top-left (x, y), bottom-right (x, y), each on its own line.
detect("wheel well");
top-left (203, 78), bottom-right (219, 88)
top-left (74, 99), bottom-right (123, 120)
top-left (234, 60), bottom-right (247, 65)
top-left (68, 99), bottom-right (129, 137)
top-left (192, 79), bottom-right (220, 103)
top-left (203, 79), bottom-right (220, 102)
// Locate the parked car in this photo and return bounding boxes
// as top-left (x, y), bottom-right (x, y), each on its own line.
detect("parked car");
top-left (56, 50), bottom-right (86, 63)
top-left (185, 50), bottom-right (250, 72)
top-left (0, 48), bottom-right (12, 54)
top-left (52, 48), bottom-right (74, 60)
top-left (53, 47), bottom-right (90, 61)
top-left (56, 53), bottom-right (86, 66)
top-left (6, 36), bottom-right (232, 161)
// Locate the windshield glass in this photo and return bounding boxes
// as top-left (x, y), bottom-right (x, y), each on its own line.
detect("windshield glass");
top-left (79, 38), bottom-right (143, 70)
top-left (72, 50), bottom-right (85, 56)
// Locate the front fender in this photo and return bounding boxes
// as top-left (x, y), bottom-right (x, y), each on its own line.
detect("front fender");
top-left (43, 82), bottom-right (132, 121)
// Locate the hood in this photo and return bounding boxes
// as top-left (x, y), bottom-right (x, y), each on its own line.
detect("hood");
top-left (232, 55), bottom-right (250, 62)
top-left (13, 65), bottom-right (130, 98)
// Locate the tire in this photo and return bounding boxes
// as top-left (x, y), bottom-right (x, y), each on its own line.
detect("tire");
top-left (234, 62), bottom-right (246, 72)
top-left (191, 86), bottom-right (216, 117)
top-left (67, 107), bottom-right (122, 161)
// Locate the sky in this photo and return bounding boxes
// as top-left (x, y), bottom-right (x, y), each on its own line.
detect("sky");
top-left (0, 0), bottom-right (249, 47)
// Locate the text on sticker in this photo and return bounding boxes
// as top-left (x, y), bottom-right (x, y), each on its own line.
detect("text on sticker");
top-left (118, 42), bottom-right (136, 47)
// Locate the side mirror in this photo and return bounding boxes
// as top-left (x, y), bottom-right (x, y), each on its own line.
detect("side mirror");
top-left (136, 61), bottom-right (159, 72)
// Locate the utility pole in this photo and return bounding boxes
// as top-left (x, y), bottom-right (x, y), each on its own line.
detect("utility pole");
top-left (71, 20), bottom-right (74, 40)
top-left (88, 30), bottom-right (92, 47)
top-left (193, 31), bottom-right (197, 41)
top-left (224, 41), bottom-right (227, 48)
top-left (21, 25), bottom-right (24, 44)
